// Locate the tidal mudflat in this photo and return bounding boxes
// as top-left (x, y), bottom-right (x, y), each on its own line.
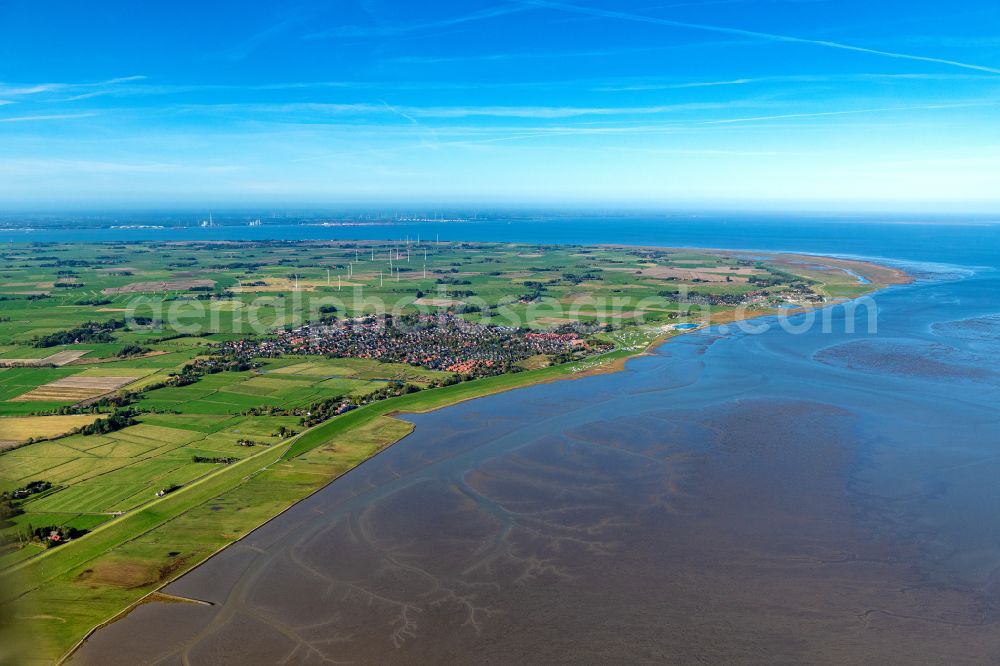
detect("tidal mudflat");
top-left (71, 260), bottom-right (1000, 665)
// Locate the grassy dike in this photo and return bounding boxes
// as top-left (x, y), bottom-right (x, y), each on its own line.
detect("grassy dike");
top-left (1, 346), bottom-right (641, 664)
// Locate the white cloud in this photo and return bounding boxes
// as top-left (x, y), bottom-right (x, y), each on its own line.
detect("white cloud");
top-left (698, 101), bottom-right (999, 125)
top-left (175, 100), bottom-right (762, 120)
top-left (0, 158), bottom-right (244, 177)
top-left (0, 113), bottom-right (97, 123)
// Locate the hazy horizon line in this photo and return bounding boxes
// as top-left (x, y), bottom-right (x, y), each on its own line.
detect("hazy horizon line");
top-left (1, 204), bottom-right (998, 220)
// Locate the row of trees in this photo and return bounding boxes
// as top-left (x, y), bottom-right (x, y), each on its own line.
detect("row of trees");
top-left (23, 524), bottom-right (87, 547)
top-left (1, 481), bottom-right (53, 527)
top-left (33, 317), bottom-right (152, 348)
top-left (76, 409), bottom-right (138, 436)
top-left (192, 455), bottom-right (238, 464)
top-left (117, 343), bottom-right (150, 357)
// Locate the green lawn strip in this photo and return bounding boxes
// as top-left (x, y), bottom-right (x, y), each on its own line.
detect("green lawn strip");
top-left (0, 542), bottom-right (46, 570)
top-left (0, 439), bottom-right (291, 600)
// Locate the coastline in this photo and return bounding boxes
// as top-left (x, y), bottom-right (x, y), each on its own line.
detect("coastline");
top-left (5, 248), bottom-right (908, 665)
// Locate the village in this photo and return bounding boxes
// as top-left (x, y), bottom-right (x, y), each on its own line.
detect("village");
top-left (219, 313), bottom-right (612, 378)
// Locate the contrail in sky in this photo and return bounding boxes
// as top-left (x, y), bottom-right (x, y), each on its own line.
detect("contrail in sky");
top-left (514, 0), bottom-right (1000, 75)
top-left (698, 101), bottom-right (998, 124)
top-left (0, 113), bottom-right (97, 123)
top-left (306, 5), bottom-right (530, 39)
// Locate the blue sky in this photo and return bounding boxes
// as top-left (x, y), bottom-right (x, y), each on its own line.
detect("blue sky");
top-left (1, 0), bottom-right (999, 211)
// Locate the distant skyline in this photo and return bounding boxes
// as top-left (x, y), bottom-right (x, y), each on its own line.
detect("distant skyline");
top-left (2, 0), bottom-right (1000, 212)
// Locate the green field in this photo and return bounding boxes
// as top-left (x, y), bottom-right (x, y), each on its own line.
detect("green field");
top-left (0, 240), bottom-right (871, 345)
top-left (0, 240), bottom-right (897, 664)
